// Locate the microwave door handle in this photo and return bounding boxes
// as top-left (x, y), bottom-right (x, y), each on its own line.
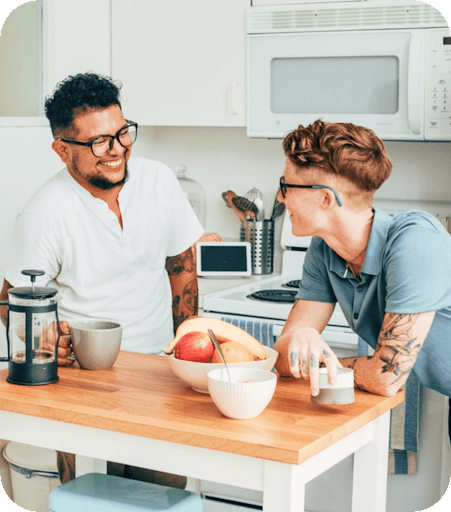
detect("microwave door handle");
top-left (408, 32), bottom-right (423, 136)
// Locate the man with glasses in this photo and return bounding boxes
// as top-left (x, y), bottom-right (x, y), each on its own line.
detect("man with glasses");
top-left (274, 119), bottom-right (451, 403)
top-left (0, 72), bottom-right (206, 486)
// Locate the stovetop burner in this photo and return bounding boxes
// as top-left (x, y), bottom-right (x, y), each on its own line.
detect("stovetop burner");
top-left (283, 279), bottom-right (301, 289)
top-left (247, 289), bottom-right (297, 303)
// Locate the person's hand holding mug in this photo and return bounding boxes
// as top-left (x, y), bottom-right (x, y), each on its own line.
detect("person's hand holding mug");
top-left (40, 320), bottom-right (75, 366)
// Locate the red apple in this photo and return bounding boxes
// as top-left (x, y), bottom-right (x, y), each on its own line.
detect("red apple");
top-left (173, 331), bottom-right (215, 362)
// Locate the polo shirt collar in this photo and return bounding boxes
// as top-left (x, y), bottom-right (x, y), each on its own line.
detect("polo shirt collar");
top-left (361, 207), bottom-right (393, 275)
top-left (328, 207), bottom-right (393, 278)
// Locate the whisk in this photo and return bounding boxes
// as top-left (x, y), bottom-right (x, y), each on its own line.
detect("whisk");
top-left (245, 188), bottom-right (265, 221)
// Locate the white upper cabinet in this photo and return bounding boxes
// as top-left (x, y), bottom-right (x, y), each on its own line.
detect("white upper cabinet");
top-left (112, 0), bottom-right (248, 127)
top-left (46, 0), bottom-right (112, 94)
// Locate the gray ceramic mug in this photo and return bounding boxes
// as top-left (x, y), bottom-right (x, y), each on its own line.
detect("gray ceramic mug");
top-left (69, 320), bottom-right (122, 370)
top-left (311, 367), bottom-right (355, 405)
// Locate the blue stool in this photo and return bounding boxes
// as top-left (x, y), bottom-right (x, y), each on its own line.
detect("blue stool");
top-left (49, 473), bottom-right (202, 511)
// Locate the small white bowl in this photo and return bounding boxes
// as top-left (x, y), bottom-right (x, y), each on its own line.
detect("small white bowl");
top-left (165, 345), bottom-right (278, 393)
top-left (207, 367), bottom-right (277, 419)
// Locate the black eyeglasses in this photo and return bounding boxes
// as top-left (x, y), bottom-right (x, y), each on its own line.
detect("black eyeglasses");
top-left (279, 176), bottom-right (343, 207)
top-left (56, 121), bottom-right (138, 157)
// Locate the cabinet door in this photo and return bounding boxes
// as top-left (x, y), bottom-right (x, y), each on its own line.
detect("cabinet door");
top-left (112, 0), bottom-right (248, 127)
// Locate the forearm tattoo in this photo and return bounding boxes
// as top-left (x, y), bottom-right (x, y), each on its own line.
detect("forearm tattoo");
top-left (165, 249), bottom-right (195, 276)
top-left (344, 356), bottom-right (371, 391)
top-left (166, 248), bottom-right (198, 332)
top-left (375, 313), bottom-right (421, 384)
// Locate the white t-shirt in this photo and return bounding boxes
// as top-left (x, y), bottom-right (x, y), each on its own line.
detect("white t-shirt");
top-left (4, 157), bottom-right (204, 353)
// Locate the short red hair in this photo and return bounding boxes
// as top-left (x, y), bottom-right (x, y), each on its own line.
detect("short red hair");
top-left (283, 120), bottom-right (392, 193)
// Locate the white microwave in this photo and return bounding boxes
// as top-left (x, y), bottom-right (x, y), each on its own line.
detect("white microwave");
top-left (247, 0), bottom-right (451, 141)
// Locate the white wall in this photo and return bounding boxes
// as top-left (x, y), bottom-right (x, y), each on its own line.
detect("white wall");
top-left (132, 126), bottom-right (451, 239)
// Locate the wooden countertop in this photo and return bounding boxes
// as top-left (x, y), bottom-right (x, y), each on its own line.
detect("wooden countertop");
top-left (0, 351), bottom-right (403, 465)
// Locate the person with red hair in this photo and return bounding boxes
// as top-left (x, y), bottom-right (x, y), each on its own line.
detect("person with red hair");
top-left (274, 119), bottom-right (451, 400)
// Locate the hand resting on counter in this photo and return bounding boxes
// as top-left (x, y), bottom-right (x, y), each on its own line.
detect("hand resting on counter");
top-left (273, 326), bottom-right (342, 397)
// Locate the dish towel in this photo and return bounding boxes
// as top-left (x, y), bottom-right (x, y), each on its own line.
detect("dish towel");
top-left (358, 337), bottom-right (420, 475)
top-left (220, 317), bottom-right (276, 348)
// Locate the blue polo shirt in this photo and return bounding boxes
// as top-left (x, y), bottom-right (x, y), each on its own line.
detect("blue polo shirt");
top-left (298, 208), bottom-right (451, 397)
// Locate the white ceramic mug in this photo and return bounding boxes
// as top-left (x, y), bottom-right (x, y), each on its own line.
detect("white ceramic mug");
top-left (69, 320), bottom-right (122, 370)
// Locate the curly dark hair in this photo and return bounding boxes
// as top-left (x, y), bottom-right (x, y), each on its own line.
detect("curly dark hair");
top-left (44, 72), bottom-right (122, 136)
top-left (283, 119), bottom-right (392, 193)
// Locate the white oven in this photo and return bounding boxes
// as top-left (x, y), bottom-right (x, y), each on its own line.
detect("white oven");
top-left (201, 250), bottom-right (359, 358)
top-left (199, 198), bottom-right (451, 512)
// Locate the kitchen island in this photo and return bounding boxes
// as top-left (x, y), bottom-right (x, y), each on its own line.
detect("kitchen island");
top-left (0, 351), bottom-right (403, 512)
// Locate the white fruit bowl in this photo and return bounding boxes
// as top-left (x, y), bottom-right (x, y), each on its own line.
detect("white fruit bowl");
top-left (164, 346), bottom-right (278, 393)
top-left (207, 367), bottom-right (277, 419)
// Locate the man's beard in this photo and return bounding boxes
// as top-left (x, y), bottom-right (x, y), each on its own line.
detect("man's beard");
top-left (89, 166), bottom-right (129, 190)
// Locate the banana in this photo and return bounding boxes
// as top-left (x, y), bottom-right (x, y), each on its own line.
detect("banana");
top-left (163, 316), bottom-right (266, 360)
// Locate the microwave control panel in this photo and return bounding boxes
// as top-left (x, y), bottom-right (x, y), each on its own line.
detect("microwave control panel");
top-left (425, 28), bottom-right (451, 141)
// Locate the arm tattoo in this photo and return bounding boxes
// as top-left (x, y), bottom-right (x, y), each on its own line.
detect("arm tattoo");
top-left (166, 248), bottom-right (198, 332)
top-left (344, 356), bottom-right (372, 392)
top-left (375, 313), bottom-right (421, 384)
top-left (165, 249), bottom-right (195, 276)
top-left (170, 277), bottom-right (199, 331)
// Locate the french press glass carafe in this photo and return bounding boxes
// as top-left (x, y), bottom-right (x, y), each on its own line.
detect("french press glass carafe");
top-left (0, 269), bottom-right (60, 385)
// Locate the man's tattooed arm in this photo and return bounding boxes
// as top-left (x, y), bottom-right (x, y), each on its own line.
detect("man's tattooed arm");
top-left (165, 248), bottom-right (198, 333)
top-left (339, 311), bottom-right (435, 396)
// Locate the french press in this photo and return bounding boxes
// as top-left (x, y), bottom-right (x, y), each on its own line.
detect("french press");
top-left (0, 270), bottom-right (60, 385)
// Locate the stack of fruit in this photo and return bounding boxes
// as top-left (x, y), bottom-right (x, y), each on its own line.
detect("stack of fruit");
top-left (163, 317), bottom-right (267, 363)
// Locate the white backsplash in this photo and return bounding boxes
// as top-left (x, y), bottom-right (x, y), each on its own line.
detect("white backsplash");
top-left (132, 126), bottom-right (451, 240)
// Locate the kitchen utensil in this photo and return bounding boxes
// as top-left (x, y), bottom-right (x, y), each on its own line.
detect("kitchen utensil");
top-left (207, 367), bottom-right (277, 419)
top-left (208, 329), bottom-right (231, 382)
top-left (70, 320), bottom-right (122, 370)
top-left (311, 368), bottom-right (355, 405)
top-left (164, 346), bottom-right (278, 393)
top-left (0, 269), bottom-right (60, 385)
top-left (222, 191), bottom-right (231, 208)
top-left (231, 196), bottom-right (257, 219)
top-left (240, 220), bottom-right (275, 275)
top-left (245, 188), bottom-right (265, 221)
top-left (225, 190), bottom-right (247, 222)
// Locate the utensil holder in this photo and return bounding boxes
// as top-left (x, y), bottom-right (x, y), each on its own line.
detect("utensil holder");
top-left (240, 220), bottom-right (274, 275)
